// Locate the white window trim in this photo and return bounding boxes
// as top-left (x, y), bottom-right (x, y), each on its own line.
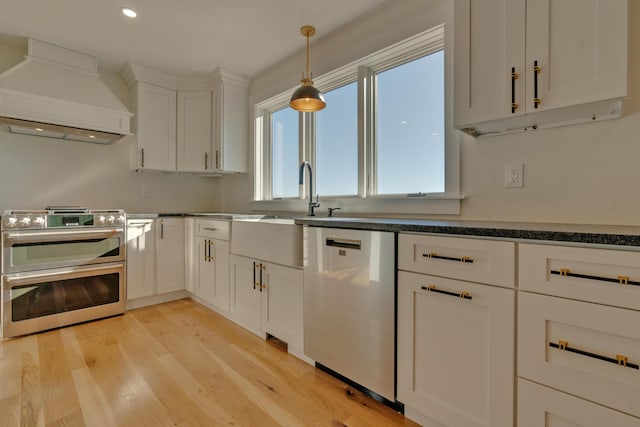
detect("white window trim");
top-left (252, 22), bottom-right (462, 216)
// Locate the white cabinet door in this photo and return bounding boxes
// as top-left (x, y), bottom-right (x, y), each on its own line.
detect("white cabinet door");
top-left (453, 0), bottom-right (525, 127)
top-left (229, 254), bottom-right (262, 334)
top-left (131, 81), bottom-right (176, 171)
top-left (518, 378), bottom-right (640, 427)
top-left (126, 219), bottom-right (156, 300)
top-left (156, 218), bottom-right (185, 294)
top-left (261, 263), bottom-right (303, 350)
top-left (525, 0), bottom-right (628, 112)
top-left (196, 235), bottom-right (215, 304)
top-left (211, 70), bottom-right (251, 173)
top-left (211, 239), bottom-right (230, 312)
top-left (453, 0), bottom-right (627, 134)
top-left (519, 292), bottom-right (640, 419)
top-left (184, 217), bottom-right (195, 293)
top-left (177, 90), bottom-right (212, 173)
top-left (397, 271), bottom-right (515, 427)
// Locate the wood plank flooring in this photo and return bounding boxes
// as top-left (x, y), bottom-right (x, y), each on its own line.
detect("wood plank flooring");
top-left (0, 299), bottom-right (418, 426)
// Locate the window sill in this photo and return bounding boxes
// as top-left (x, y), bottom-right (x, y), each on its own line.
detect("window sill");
top-left (250, 195), bottom-right (463, 216)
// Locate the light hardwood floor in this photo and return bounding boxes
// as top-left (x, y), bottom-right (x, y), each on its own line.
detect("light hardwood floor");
top-left (0, 298), bottom-right (418, 426)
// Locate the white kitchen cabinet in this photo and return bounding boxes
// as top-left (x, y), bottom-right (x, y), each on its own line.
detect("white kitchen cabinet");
top-left (177, 90), bottom-right (213, 173)
top-left (454, 0), bottom-right (628, 136)
top-left (229, 254), bottom-right (262, 333)
top-left (519, 291), bottom-right (640, 419)
top-left (518, 378), bottom-right (640, 427)
top-left (193, 219), bottom-right (230, 312)
top-left (229, 254), bottom-right (303, 351)
top-left (210, 69), bottom-right (252, 173)
top-left (156, 217), bottom-right (185, 294)
top-left (184, 217), bottom-right (195, 293)
top-left (261, 262), bottom-right (303, 350)
top-left (195, 236), bottom-right (230, 311)
top-left (128, 81), bottom-right (177, 171)
top-left (397, 270), bottom-right (515, 427)
top-left (126, 219), bottom-right (156, 300)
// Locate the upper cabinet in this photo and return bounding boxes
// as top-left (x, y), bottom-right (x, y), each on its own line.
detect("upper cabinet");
top-left (129, 80), bottom-right (177, 172)
top-left (211, 69), bottom-right (251, 173)
top-left (177, 90), bottom-right (213, 173)
top-left (122, 63), bottom-right (252, 174)
top-left (454, 0), bottom-right (628, 137)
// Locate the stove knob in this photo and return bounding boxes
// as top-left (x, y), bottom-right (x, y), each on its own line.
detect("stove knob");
top-left (4, 216), bottom-right (18, 228)
top-left (97, 215), bottom-right (106, 225)
top-left (107, 215), bottom-right (115, 225)
top-left (115, 215), bottom-right (125, 225)
top-left (33, 216), bottom-right (46, 227)
top-left (19, 217), bottom-right (32, 227)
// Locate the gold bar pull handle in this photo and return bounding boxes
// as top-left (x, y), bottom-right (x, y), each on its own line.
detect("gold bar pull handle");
top-left (549, 340), bottom-right (639, 370)
top-left (421, 285), bottom-right (473, 300)
top-left (423, 252), bottom-right (474, 264)
top-left (511, 67), bottom-right (519, 113)
top-left (550, 269), bottom-right (640, 287)
top-left (533, 60), bottom-right (541, 109)
top-left (253, 262), bottom-right (257, 290)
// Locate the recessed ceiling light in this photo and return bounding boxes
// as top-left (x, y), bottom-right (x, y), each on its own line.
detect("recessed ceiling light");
top-left (35, 128), bottom-right (43, 132)
top-left (88, 135), bottom-right (96, 139)
top-left (120, 7), bottom-right (137, 18)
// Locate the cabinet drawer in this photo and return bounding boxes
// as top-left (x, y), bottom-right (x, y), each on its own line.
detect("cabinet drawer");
top-left (518, 292), bottom-right (640, 418)
top-left (518, 378), bottom-right (639, 427)
top-left (519, 243), bottom-right (640, 310)
top-left (195, 219), bottom-right (229, 240)
top-left (398, 234), bottom-right (515, 287)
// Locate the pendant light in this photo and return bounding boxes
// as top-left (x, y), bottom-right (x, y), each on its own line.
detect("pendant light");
top-left (290, 25), bottom-right (326, 112)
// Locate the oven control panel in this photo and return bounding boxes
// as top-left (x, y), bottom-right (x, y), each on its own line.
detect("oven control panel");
top-left (2, 213), bottom-right (47, 230)
top-left (2, 210), bottom-right (125, 230)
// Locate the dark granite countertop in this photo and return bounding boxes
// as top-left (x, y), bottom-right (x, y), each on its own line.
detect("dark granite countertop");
top-left (294, 217), bottom-right (640, 247)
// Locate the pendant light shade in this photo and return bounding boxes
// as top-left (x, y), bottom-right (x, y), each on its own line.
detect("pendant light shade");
top-left (290, 25), bottom-right (326, 112)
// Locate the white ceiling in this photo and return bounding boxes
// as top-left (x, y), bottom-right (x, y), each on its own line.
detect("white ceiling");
top-left (0, 0), bottom-right (389, 78)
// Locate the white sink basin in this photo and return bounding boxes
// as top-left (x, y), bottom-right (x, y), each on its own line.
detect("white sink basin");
top-left (231, 217), bottom-right (302, 267)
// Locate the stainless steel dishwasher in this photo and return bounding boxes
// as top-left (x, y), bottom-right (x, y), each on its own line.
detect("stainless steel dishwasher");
top-left (303, 226), bottom-right (395, 402)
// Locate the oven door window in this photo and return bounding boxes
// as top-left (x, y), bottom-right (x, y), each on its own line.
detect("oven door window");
top-left (8, 236), bottom-right (121, 269)
top-left (11, 272), bottom-right (120, 322)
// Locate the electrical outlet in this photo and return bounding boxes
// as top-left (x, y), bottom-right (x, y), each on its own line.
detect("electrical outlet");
top-left (142, 184), bottom-right (152, 197)
top-left (505, 163), bottom-right (523, 188)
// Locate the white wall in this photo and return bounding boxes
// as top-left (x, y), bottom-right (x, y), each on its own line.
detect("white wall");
top-left (0, 39), bottom-right (220, 214)
top-left (217, 0), bottom-right (640, 225)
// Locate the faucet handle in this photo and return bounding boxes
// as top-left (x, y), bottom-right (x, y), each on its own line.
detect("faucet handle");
top-left (328, 207), bottom-right (341, 217)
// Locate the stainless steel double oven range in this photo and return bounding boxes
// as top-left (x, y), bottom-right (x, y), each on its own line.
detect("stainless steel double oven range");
top-left (1, 207), bottom-right (126, 338)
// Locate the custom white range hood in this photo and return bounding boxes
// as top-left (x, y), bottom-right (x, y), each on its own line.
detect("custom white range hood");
top-left (0, 38), bottom-right (132, 144)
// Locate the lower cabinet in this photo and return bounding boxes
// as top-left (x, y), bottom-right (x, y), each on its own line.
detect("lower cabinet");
top-left (127, 217), bottom-right (184, 303)
top-left (518, 378), bottom-right (640, 427)
top-left (195, 236), bottom-right (230, 311)
top-left (126, 219), bottom-right (156, 300)
top-left (155, 218), bottom-right (185, 294)
top-left (397, 270), bottom-right (515, 427)
top-left (229, 254), bottom-right (303, 351)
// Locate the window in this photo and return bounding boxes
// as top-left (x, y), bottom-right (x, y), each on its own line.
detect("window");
top-left (316, 82), bottom-right (358, 196)
top-left (374, 51), bottom-right (445, 195)
top-left (254, 24), bottom-right (459, 214)
top-left (270, 107), bottom-right (299, 199)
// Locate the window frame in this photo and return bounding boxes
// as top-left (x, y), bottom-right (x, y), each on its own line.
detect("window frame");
top-left (252, 23), bottom-right (461, 215)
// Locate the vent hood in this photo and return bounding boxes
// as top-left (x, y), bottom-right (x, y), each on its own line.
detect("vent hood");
top-left (0, 38), bottom-right (132, 144)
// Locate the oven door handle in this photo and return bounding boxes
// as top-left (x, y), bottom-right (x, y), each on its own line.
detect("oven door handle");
top-left (4, 228), bottom-right (122, 244)
top-left (4, 263), bottom-right (124, 286)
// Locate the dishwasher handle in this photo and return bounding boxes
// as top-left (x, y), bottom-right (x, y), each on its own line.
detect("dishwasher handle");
top-left (326, 238), bottom-right (362, 250)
